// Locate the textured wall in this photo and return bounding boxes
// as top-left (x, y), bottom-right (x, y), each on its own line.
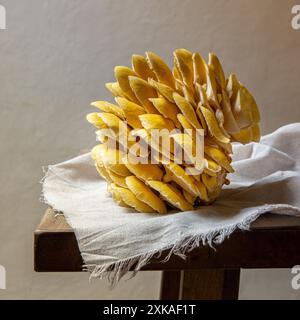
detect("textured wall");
top-left (0, 0), bottom-right (299, 299)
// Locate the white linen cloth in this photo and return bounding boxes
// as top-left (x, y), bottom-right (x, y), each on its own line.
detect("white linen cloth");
top-left (42, 123), bottom-right (300, 285)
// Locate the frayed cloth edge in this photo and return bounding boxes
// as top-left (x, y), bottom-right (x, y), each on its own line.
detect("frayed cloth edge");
top-left (40, 166), bottom-right (300, 288)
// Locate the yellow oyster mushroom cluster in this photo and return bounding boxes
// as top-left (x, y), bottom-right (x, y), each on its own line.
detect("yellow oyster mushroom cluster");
top-left (87, 49), bottom-right (261, 214)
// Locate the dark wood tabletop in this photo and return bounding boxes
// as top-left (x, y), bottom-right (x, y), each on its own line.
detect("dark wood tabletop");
top-left (34, 207), bottom-right (300, 272)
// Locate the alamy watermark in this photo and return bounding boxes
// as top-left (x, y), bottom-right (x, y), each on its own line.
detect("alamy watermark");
top-left (0, 264), bottom-right (6, 290)
top-left (291, 265), bottom-right (300, 290)
top-left (0, 4), bottom-right (6, 30)
top-left (95, 123), bottom-right (205, 175)
top-left (291, 5), bottom-right (300, 30)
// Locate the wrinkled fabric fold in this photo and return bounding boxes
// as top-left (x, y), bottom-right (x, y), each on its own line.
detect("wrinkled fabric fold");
top-left (42, 123), bottom-right (300, 286)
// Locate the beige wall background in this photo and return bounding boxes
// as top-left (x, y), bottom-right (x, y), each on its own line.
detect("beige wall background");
top-left (0, 0), bottom-right (300, 299)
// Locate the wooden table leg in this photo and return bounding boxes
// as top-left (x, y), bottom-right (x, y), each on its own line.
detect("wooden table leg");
top-left (181, 269), bottom-right (240, 300)
top-left (160, 271), bottom-right (182, 300)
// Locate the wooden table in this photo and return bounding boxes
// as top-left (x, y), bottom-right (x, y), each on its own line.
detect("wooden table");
top-left (34, 208), bottom-right (300, 300)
